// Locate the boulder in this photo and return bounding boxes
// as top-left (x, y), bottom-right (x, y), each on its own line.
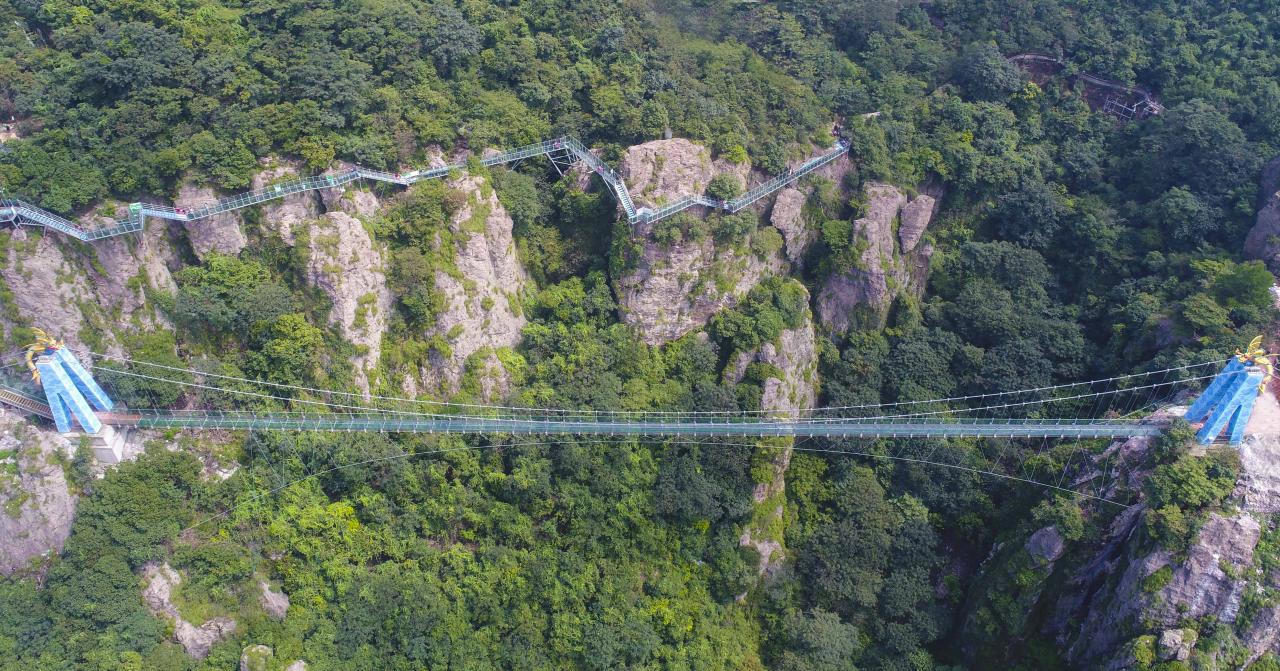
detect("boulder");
top-left (898, 194), bottom-right (937, 252)
top-left (770, 187), bottom-right (812, 264)
top-left (1025, 525), bottom-right (1066, 564)
top-left (0, 410), bottom-right (77, 576)
top-left (1157, 628), bottom-right (1196, 662)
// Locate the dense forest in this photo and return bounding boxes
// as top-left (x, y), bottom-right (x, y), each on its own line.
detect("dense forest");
top-left (1, 0), bottom-right (1279, 669)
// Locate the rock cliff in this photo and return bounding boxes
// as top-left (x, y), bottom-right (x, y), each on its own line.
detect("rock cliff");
top-left (817, 181), bottom-right (941, 333)
top-left (1245, 155), bottom-right (1280, 274)
top-left (619, 138), bottom-right (748, 209)
top-left (615, 138), bottom-right (790, 345)
top-left (959, 393), bottom-right (1280, 669)
top-left (0, 212), bottom-right (177, 351)
top-left (616, 219), bottom-right (786, 345)
top-left (0, 409), bottom-right (77, 576)
top-left (302, 211), bottom-right (391, 394)
top-left (727, 301), bottom-right (819, 577)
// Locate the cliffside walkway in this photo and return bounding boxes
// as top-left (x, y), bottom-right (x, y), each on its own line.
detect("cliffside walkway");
top-left (0, 136), bottom-right (849, 241)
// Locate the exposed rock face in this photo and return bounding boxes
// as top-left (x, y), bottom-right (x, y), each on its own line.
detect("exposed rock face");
top-left (0, 410), bottom-right (76, 576)
top-left (617, 219), bottom-right (785, 345)
top-left (408, 174), bottom-right (530, 397)
top-left (0, 222), bottom-right (177, 351)
top-left (176, 182), bottom-right (247, 260)
top-left (1244, 155), bottom-right (1280, 273)
top-left (142, 562), bottom-right (237, 659)
top-left (1039, 426), bottom-right (1280, 669)
top-left (620, 139), bottom-right (714, 208)
top-left (259, 580), bottom-right (290, 620)
top-left (1, 231), bottom-right (102, 348)
top-left (285, 662), bottom-right (308, 671)
top-left (303, 212), bottom-right (391, 394)
top-left (1235, 431), bottom-right (1280, 512)
top-left (1025, 525), bottom-right (1066, 564)
top-left (817, 181), bottom-right (940, 333)
top-left (320, 182), bottom-right (381, 219)
top-left (1067, 511), bottom-right (1260, 667)
top-left (770, 188), bottom-right (812, 264)
top-left (1158, 628), bottom-right (1196, 662)
top-left (254, 157), bottom-right (323, 245)
top-left (898, 194), bottom-right (937, 253)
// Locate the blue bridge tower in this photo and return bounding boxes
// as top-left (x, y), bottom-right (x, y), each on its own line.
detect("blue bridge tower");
top-left (25, 333), bottom-right (114, 433)
top-left (1185, 338), bottom-right (1273, 445)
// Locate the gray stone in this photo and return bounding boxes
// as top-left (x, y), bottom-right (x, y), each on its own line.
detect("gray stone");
top-left (770, 187), bottom-right (812, 264)
top-left (619, 138), bottom-right (717, 209)
top-left (817, 181), bottom-right (939, 333)
top-left (1026, 525), bottom-right (1067, 564)
top-left (142, 563), bottom-right (237, 659)
top-left (1157, 628), bottom-right (1196, 662)
top-left (259, 580), bottom-right (290, 620)
top-left (400, 174), bottom-right (530, 399)
top-left (898, 194), bottom-right (936, 252)
top-left (303, 211), bottom-right (392, 395)
top-left (253, 157), bottom-right (323, 245)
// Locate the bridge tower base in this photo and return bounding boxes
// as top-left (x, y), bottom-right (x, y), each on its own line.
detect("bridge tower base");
top-left (67, 424), bottom-right (126, 464)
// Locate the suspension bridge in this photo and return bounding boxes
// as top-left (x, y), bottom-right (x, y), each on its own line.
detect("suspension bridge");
top-left (0, 344), bottom-right (1253, 442)
top-left (0, 136), bottom-right (849, 242)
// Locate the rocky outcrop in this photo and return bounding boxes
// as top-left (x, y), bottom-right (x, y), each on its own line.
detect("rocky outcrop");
top-left (1025, 525), bottom-right (1066, 564)
top-left (407, 174), bottom-right (530, 397)
top-left (620, 138), bottom-right (747, 209)
top-left (1244, 155), bottom-right (1280, 274)
top-left (142, 562), bottom-right (237, 659)
top-left (617, 221), bottom-right (785, 345)
top-left (259, 580), bottom-right (289, 620)
top-left (176, 182), bottom-right (247, 260)
top-left (621, 138), bottom-right (710, 208)
top-left (303, 212), bottom-right (391, 394)
top-left (1037, 421), bottom-right (1280, 668)
top-left (0, 409), bottom-right (76, 576)
top-left (770, 188), bottom-right (811, 264)
top-left (817, 181), bottom-right (941, 333)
